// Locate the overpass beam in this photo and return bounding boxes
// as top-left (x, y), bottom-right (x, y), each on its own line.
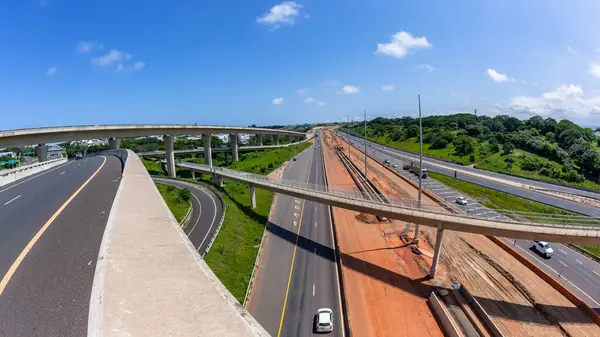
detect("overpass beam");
top-left (429, 229), bottom-right (446, 279)
top-left (203, 134), bottom-right (213, 168)
top-left (250, 185), bottom-right (256, 209)
top-left (35, 144), bottom-right (48, 162)
top-left (108, 138), bottom-right (121, 149)
top-left (230, 133), bottom-right (239, 162)
top-left (164, 135), bottom-right (176, 178)
top-left (257, 134), bottom-right (264, 146)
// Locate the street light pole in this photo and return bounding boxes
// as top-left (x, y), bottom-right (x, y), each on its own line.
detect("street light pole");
top-left (347, 116), bottom-right (351, 159)
top-left (414, 94), bottom-right (423, 243)
top-left (364, 110), bottom-right (368, 179)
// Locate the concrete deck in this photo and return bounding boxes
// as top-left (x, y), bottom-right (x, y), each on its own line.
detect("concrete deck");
top-left (88, 150), bottom-right (269, 336)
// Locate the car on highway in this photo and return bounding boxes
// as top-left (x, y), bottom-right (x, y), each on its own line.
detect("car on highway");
top-left (384, 159), bottom-right (390, 164)
top-left (75, 152), bottom-right (83, 160)
top-left (532, 241), bottom-right (554, 258)
top-left (456, 196), bottom-right (468, 205)
top-left (293, 157), bottom-right (297, 161)
top-left (391, 163), bottom-right (398, 168)
top-left (314, 308), bottom-right (334, 333)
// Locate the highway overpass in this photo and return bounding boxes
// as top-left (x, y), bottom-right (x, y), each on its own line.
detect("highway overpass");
top-left (0, 124), bottom-right (307, 178)
top-left (178, 161), bottom-right (600, 277)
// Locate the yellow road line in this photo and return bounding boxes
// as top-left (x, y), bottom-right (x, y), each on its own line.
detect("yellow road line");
top-left (277, 147), bottom-right (315, 337)
top-left (0, 156), bottom-right (107, 296)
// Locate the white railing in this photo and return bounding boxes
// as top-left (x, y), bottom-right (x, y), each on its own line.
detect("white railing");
top-left (177, 162), bottom-right (600, 229)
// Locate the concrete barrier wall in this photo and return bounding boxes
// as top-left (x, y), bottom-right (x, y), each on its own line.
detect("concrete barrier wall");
top-left (487, 236), bottom-right (600, 327)
top-left (0, 158), bottom-right (67, 187)
top-left (428, 292), bottom-right (463, 337)
top-left (459, 285), bottom-right (504, 337)
top-left (88, 150), bottom-right (269, 336)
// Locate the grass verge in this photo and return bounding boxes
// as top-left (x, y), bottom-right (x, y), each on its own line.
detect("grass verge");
top-left (155, 183), bottom-right (191, 223)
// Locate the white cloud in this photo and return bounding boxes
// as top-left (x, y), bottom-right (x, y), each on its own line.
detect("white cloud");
top-left (77, 41), bottom-right (103, 54)
top-left (419, 64), bottom-right (434, 72)
top-left (133, 61), bottom-right (146, 70)
top-left (303, 97), bottom-right (317, 103)
top-left (507, 84), bottom-right (600, 120)
top-left (567, 46), bottom-right (580, 56)
top-left (337, 85), bottom-right (360, 95)
top-left (487, 68), bottom-right (514, 83)
top-left (46, 66), bottom-right (57, 76)
top-left (297, 88), bottom-right (307, 96)
top-left (91, 49), bottom-right (132, 67)
top-left (590, 62), bottom-right (600, 78)
top-left (376, 31), bottom-right (431, 59)
top-left (116, 64), bottom-right (124, 72)
top-left (317, 102), bottom-right (325, 106)
top-left (257, 2), bottom-right (303, 30)
top-left (381, 85), bottom-right (395, 91)
top-left (272, 97), bottom-right (284, 105)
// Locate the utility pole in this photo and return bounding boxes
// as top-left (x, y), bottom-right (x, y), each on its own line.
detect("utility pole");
top-left (347, 116), bottom-right (351, 159)
top-left (414, 94), bottom-right (423, 243)
top-left (364, 110), bottom-right (368, 178)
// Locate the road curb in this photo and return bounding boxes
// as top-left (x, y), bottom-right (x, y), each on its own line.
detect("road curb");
top-left (487, 236), bottom-right (600, 327)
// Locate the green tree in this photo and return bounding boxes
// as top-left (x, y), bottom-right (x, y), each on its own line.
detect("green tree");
top-left (502, 142), bottom-right (515, 155)
top-left (541, 118), bottom-right (557, 134)
top-left (407, 125), bottom-right (419, 138)
top-left (453, 136), bottom-right (474, 156)
top-left (526, 116), bottom-right (544, 131)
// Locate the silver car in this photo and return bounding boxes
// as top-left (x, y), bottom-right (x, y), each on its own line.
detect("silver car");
top-left (315, 308), bottom-right (333, 333)
top-left (456, 196), bottom-right (468, 205)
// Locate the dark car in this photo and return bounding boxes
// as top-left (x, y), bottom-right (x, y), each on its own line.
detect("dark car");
top-left (75, 152), bottom-right (83, 160)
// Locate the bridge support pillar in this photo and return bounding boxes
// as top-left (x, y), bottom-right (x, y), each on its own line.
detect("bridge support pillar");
top-left (429, 229), bottom-right (446, 279)
top-left (250, 185), bottom-right (256, 209)
top-left (213, 174), bottom-right (224, 187)
top-left (191, 170), bottom-right (196, 180)
top-left (230, 133), bottom-right (239, 162)
top-left (35, 144), bottom-right (48, 162)
top-left (203, 134), bottom-right (213, 168)
top-left (257, 134), bottom-right (264, 146)
top-left (295, 136), bottom-right (300, 142)
top-left (274, 135), bottom-right (279, 145)
top-left (285, 135), bottom-right (290, 143)
top-left (164, 135), bottom-right (176, 178)
top-left (108, 138), bottom-right (121, 149)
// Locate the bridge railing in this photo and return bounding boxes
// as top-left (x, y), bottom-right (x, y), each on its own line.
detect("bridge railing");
top-left (178, 162), bottom-right (600, 229)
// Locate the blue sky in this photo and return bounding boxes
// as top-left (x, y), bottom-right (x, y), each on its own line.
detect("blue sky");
top-left (1, 0), bottom-right (600, 130)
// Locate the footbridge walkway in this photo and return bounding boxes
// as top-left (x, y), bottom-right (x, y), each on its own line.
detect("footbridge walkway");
top-left (178, 161), bottom-right (600, 277)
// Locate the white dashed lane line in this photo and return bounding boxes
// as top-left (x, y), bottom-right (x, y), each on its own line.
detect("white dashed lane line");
top-left (4, 195), bottom-right (22, 206)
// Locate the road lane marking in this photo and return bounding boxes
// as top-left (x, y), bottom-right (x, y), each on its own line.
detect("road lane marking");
top-left (576, 260), bottom-right (583, 265)
top-left (512, 243), bottom-right (600, 307)
top-left (60, 171), bottom-right (66, 175)
top-left (313, 284), bottom-right (315, 297)
top-left (4, 195), bottom-right (21, 206)
top-left (558, 249), bottom-right (567, 255)
top-left (294, 213), bottom-right (299, 217)
top-left (594, 270), bottom-right (600, 277)
top-left (277, 147), bottom-right (314, 337)
top-left (186, 193), bottom-right (203, 237)
top-left (558, 261), bottom-right (568, 268)
top-left (293, 221), bottom-right (298, 227)
top-left (0, 160), bottom-right (73, 194)
top-left (315, 222), bottom-right (317, 227)
top-left (194, 186), bottom-right (218, 252)
top-left (0, 156), bottom-right (107, 296)
top-left (294, 205), bottom-right (300, 210)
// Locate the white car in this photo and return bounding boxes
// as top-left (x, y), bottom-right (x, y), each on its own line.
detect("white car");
top-left (456, 196), bottom-right (468, 205)
top-left (533, 241), bottom-right (554, 258)
top-left (315, 308), bottom-right (333, 333)
top-left (391, 163), bottom-right (398, 168)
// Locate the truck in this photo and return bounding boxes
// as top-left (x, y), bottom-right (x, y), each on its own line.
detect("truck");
top-left (405, 162), bottom-right (428, 178)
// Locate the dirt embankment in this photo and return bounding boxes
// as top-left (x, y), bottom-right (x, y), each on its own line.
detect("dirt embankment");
top-left (327, 129), bottom-right (600, 337)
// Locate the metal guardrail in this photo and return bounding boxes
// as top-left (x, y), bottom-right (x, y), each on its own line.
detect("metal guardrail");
top-left (177, 162), bottom-right (600, 229)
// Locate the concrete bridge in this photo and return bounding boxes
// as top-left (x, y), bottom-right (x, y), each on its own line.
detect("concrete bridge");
top-left (0, 124), bottom-right (307, 178)
top-left (177, 161), bottom-right (600, 278)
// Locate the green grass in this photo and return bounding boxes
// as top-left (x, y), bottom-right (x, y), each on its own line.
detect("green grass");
top-left (141, 158), bottom-right (166, 176)
top-left (475, 149), bottom-right (600, 190)
top-left (428, 172), bottom-right (575, 219)
top-left (155, 183), bottom-right (191, 223)
top-left (191, 141), bottom-right (312, 302)
top-left (369, 136), bottom-right (495, 165)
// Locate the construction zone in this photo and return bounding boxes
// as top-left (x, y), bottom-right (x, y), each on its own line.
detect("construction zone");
top-left (320, 128), bottom-right (600, 337)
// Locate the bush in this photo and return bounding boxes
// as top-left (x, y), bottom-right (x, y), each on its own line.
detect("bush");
top-left (561, 170), bottom-right (585, 183)
top-left (430, 137), bottom-right (449, 149)
top-left (177, 188), bottom-right (191, 202)
top-left (469, 154), bottom-right (476, 162)
top-left (166, 185), bottom-right (176, 192)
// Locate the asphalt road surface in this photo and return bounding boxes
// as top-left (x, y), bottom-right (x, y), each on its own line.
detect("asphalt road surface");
top-left (0, 155), bottom-right (122, 336)
top-left (338, 131), bottom-right (600, 313)
top-left (249, 134), bottom-right (343, 336)
top-left (339, 132), bottom-right (600, 218)
top-left (152, 178), bottom-right (223, 256)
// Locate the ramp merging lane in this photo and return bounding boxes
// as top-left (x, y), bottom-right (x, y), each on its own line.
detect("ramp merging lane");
top-left (0, 155), bottom-right (122, 336)
top-left (249, 133), bottom-right (343, 336)
top-left (151, 178), bottom-right (224, 256)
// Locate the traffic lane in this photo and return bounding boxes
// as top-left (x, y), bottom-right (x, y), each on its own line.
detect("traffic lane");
top-left (248, 145), bottom-right (315, 335)
top-left (0, 159), bottom-right (75, 205)
top-left (0, 157), bottom-right (108, 279)
top-left (342, 132), bottom-right (600, 200)
top-left (152, 178), bottom-right (223, 255)
top-left (280, 143), bottom-right (342, 336)
top-left (506, 238), bottom-right (600, 312)
top-left (0, 155), bottom-right (121, 337)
